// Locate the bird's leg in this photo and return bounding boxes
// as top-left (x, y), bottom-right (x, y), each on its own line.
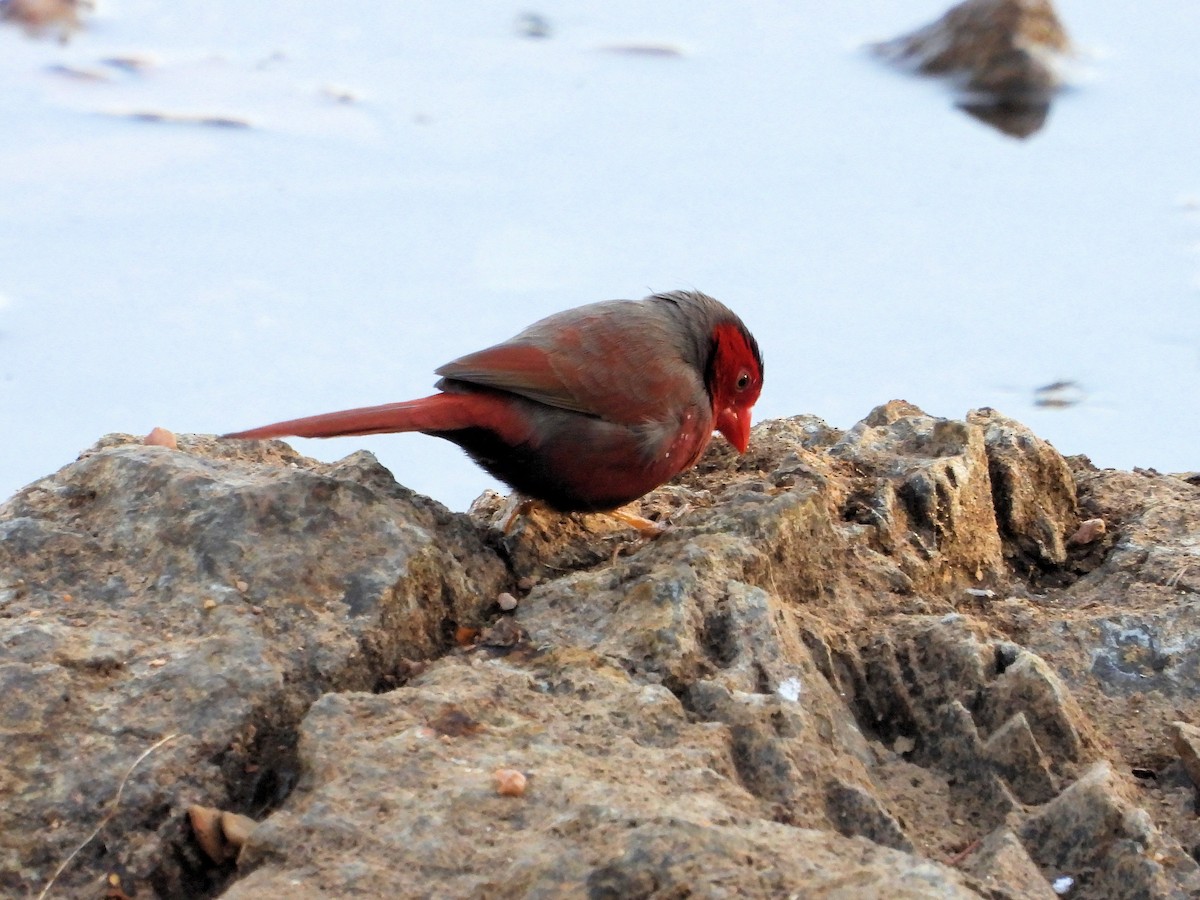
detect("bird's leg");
top-left (497, 495), bottom-right (667, 540)
top-left (499, 496), bottom-right (539, 534)
top-left (607, 506), bottom-right (668, 538)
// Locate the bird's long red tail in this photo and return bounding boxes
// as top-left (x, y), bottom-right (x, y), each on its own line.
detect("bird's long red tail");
top-left (223, 393), bottom-right (483, 440)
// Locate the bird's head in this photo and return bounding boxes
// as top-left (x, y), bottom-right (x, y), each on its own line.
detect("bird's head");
top-left (707, 321), bottom-right (763, 453)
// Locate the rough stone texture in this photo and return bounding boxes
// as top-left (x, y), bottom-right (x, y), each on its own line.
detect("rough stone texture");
top-left (4, 402), bottom-right (1200, 899)
top-left (831, 402), bottom-right (1006, 592)
top-left (874, 0), bottom-right (1070, 92)
top-left (962, 828), bottom-right (1058, 899)
top-left (1, 0), bottom-right (87, 39)
top-left (970, 408), bottom-right (1079, 573)
top-left (872, 0), bottom-right (1073, 138)
top-left (977, 648), bottom-right (1088, 769)
top-left (1172, 721), bottom-right (1200, 792)
top-left (0, 435), bottom-right (506, 897)
top-left (228, 659), bottom-right (980, 899)
top-left (1019, 763), bottom-right (1200, 896)
top-left (982, 712), bottom-right (1058, 804)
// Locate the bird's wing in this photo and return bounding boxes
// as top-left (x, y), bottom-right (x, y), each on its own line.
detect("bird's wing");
top-left (436, 341), bottom-right (595, 413)
top-left (435, 303), bottom-right (703, 425)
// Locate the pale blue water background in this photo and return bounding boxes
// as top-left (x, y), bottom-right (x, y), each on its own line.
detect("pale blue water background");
top-left (2, 1), bottom-right (1197, 510)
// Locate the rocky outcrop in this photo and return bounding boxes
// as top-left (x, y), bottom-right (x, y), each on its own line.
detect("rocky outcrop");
top-left (0, 438), bottom-right (506, 897)
top-left (3, 403), bottom-right (1199, 898)
top-left (1, 0), bottom-right (87, 39)
top-left (872, 0), bottom-right (1074, 138)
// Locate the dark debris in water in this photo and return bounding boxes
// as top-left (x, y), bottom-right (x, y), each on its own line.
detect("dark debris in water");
top-left (100, 56), bottom-right (156, 74)
top-left (600, 43), bottom-right (686, 59)
top-left (112, 111), bottom-right (253, 129)
top-left (515, 12), bottom-right (551, 39)
top-left (45, 63), bottom-right (109, 82)
top-left (320, 85), bottom-right (359, 105)
top-left (46, 55), bottom-right (156, 84)
top-left (1034, 380), bottom-right (1086, 409)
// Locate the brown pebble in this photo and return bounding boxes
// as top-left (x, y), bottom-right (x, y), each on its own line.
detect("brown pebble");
top-left (234, 580), bottom-right (249, 592)
top-left (494, 768), bottom-right (527, 797)
top-left (893, 736), bottom-right (916, 755)
top-left (497, 592), bottom-right (518, 611)
top-left (143, 427), bottom-right (178, 449)
top-left (219, 811), bottom-right (257, 848)
top-left (1067, 518), bottom-right (1106, 546)
top-left (516, 576), bottom-right (538, 592)
top-left (188, 805), bottom-right (228, 863)
top-left (1172, 721), bottom-right (1200, 790)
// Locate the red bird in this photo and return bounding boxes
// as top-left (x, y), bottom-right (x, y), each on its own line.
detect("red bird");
top-left (225, 290), bottom-right (763, 513)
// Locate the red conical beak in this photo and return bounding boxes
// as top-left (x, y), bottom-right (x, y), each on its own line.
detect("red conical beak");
top-left (715, 406), bottom-right (752, 453)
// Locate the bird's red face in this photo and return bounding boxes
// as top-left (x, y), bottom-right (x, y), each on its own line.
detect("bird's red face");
top-left (708, 322), bottom-right (763, 453)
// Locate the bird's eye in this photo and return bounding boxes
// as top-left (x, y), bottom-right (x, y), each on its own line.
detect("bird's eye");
top-left (736, 371), bottom-right (751, 391)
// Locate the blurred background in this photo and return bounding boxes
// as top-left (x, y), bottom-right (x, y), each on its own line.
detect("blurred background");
top-left (1, 0), bottom-right (1197, 510)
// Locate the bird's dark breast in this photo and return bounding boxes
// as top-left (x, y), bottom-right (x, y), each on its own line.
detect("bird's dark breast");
top-left (429, 427), bottom-right (631, 513)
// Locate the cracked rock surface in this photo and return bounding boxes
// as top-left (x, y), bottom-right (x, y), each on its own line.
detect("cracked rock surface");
top-left (0, 436), bottom-right (505, 897)
top-left (3, 403), bottom-right (1199, 899)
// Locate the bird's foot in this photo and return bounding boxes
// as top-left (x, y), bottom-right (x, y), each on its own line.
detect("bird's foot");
top-left (498, 497), bottom-right (539, 534)
top-left (607, 507), bottom-right (669, 539)
top-left (494, 495), bottom-right (668, 542)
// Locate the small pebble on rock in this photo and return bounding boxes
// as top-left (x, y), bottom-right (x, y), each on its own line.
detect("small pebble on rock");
top-left (1067, 518), bottom-right (1106, 546)
top-left (494, 768), bottom-right (527, 797)
top-left (143, 427), bottom-right (178, 449)
top-left (777, 677), bottom-right (802, 703)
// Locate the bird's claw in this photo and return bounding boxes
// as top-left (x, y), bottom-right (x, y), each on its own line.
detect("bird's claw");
top-left (498, 497), bottom-right (539, 534)
top-left (607, 507), bottom-right (669, 539)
